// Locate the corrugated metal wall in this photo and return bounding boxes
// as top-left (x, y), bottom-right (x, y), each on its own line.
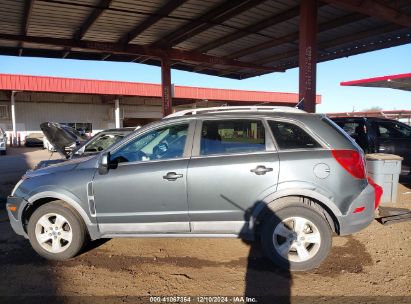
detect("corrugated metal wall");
top-left (0, 102), bottom-right (165, 138)
top-left (14, 102), bottom-right (113, 133)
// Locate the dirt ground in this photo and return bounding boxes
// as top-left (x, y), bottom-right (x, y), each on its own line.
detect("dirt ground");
top-left (0, 147), bottom-right (410, 303)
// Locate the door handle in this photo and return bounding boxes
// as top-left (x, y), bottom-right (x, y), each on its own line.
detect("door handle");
top-left (163, 172), bottom-right (184, 181)
top-left (250, 165), bottom-right (273, 175)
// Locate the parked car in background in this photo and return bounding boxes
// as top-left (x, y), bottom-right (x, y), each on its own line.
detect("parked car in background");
top-left (36, 126), bottom-right (136, 169)
top-left (43, 136), bottom-right (56, 152)
top-left (0, 127), bottom-right (7, 155)
top-left (331, 117), bottom-right (411, 174)
top-left (40, 122), bottom-right (88, 155)
top-left (24, 132), bottom-right (44, 147)
top-left (7, 106), bottom-right (381, 271)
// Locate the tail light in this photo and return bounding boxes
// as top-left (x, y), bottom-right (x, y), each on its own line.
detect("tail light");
top-left (368, 177), bottom-right (383, 209)
top-left (332, 150), bottom-right (366, 179)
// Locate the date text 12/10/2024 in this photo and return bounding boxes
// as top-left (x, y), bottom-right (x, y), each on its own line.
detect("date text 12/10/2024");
top-left (149, 296), bottom-right (258, 303)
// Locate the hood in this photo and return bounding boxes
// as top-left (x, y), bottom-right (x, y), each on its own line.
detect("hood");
top-left (40, 122), bottom-right (87, 157)
top-left (26, 155), bottom-right (97, 177)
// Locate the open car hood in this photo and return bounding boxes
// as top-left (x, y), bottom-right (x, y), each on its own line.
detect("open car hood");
top-left (40, 122), bottom-right (87, 158)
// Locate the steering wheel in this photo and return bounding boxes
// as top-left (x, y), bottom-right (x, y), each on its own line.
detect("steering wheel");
top-left (134, 150), bottom-right (148, 161)
top-left (152, 142), bottom-right (168, 159)
top-left (112, 150), bottom-right (148, 163)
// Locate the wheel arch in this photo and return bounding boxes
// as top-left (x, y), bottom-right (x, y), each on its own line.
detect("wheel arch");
top-left (252, 190), bottom-right (341, 234)
top-left (23, 191), bottom-right (100, 240)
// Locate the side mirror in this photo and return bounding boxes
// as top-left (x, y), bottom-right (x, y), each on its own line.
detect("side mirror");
top-left (98, 152), bottom-right (110, 175)
top-left (75, 146), bottom-right (84, 155)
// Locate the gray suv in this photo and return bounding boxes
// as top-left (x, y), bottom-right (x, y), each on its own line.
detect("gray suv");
top-left (6, 106), bottom-right (380, 271)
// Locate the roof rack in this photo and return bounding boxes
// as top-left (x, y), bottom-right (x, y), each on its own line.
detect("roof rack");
top-left (164, 106), bottom-right (305, 119)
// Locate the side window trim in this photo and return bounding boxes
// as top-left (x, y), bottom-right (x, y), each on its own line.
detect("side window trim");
top-left (191, 118), bottom-right (274, 157)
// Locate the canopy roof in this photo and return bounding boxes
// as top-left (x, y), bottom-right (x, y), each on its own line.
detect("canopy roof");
top-left (0, 0), bottom-right (410, 79)
top-left (341, 73), bottom-right (411, 92)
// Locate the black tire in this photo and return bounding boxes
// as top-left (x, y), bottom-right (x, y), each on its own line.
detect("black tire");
top-left (261, 204), bottom-right (332, 271)
top-left (27, 201), bottom-right (87, 260)
top-left (0, 150), bottom-right (5, 155)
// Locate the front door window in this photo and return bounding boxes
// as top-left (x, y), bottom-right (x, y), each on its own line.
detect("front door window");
top-left (111, 123), bottom-right (189, 163)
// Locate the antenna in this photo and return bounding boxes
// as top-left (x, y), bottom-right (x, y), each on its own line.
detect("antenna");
top-left (295, 97), bottom-right (304, 110)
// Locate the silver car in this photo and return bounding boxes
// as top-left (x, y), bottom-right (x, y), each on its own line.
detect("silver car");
top-left (6, 106), bottom-right (381, 271)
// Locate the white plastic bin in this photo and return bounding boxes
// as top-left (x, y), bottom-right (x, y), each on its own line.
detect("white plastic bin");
top-left (366, 153), bottom-right (403, 205)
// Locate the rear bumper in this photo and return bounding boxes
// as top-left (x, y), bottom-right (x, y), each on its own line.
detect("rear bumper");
top-left (337, 183), bottom-right (375, 236)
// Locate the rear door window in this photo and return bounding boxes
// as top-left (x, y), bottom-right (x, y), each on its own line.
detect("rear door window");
top-left (372, 121), bottom-right (411, 139)
top-left (268, 121), bottom-right (321, 150)
top-left (200, 120), bottom-right (266, 156)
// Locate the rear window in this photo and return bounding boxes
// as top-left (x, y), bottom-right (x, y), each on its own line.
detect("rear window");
top-left (268, 121), bottom-right (321, 150)
top-left (334, 121), bottom-right (364, 137)
top-left (324, 117), bottom-right (360, 147)
top-left (200, 120), bottom-right (266, 155)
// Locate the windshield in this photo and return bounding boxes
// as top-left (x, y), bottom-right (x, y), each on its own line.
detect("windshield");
top-left (84, 133), bottom-right (126, 153)
top-left (62, 125), bottom-right (88, 141)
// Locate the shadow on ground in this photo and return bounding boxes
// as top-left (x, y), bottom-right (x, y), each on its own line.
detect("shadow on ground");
top-left (0, 149), bottom-right (60, 303)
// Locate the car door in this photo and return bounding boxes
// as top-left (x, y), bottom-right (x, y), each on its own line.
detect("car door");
top-left (92, 120), bottom-right (195, 235)
top-left (371, 120), bottom-right (411, 167)
top-left (187, 118), bottom-right (279, 234)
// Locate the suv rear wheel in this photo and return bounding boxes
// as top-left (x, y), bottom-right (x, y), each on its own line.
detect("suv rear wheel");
top-left (261, 204), bottom-right (332, 271)
top-left (27, 201), bottom-right (87, 260)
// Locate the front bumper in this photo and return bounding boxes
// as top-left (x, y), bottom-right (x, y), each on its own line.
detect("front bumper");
top-left (337, 183), bottom-right (375, 236)
top-left (6, 196), bottom-right (28, 237)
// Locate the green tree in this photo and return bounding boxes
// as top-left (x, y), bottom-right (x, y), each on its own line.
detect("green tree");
top-left (362, 106), bottom-right (382, 112)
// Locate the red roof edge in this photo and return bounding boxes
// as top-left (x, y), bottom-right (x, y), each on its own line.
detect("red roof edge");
top-left (0, 73), bottom-right (321, 104)
top-left (341, 72), bottom-right (411, 86)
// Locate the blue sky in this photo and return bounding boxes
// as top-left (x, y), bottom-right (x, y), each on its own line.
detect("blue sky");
top-left (0, 43), bottom-right (410, 113)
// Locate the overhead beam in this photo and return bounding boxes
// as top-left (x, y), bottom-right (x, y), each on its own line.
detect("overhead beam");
top-left (23, 0), bottom-right (35, 35)
top-left (194, 4), bottom-right (323, 54)
top-left (75, 0), bottom-right (113, 40)
top-left (0, 33), bottom-right (275, 72)
top-left (226, 13), bottom-right (366, 59)
top-left (163, 0), bottom-right (266, 48)
top-left (316, 33), bottom-right (411, 64)
top-left (119, 0), bottom-right (188, 44)
top-left (19, 0), bottom-right (35, 55)
top-left (275, 31), bottom-right (411, 72)
top-left (322, 0), bottom-right (411, 28)
top-left (152, 0), bottom-right (264, 48)
top-left (193, 10), bottom-right (361, 73)
top-left (255, 23), bottom-right (403, 65)
top-left (197, 27), bottom-right (411, 78)
top-left (192, 7), bottom-right (366, 72)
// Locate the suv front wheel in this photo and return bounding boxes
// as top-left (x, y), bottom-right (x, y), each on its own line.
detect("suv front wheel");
top-left (27, 201), bottom-right (87, 260)
top-left (261, 204), bottom-right (332, 271)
